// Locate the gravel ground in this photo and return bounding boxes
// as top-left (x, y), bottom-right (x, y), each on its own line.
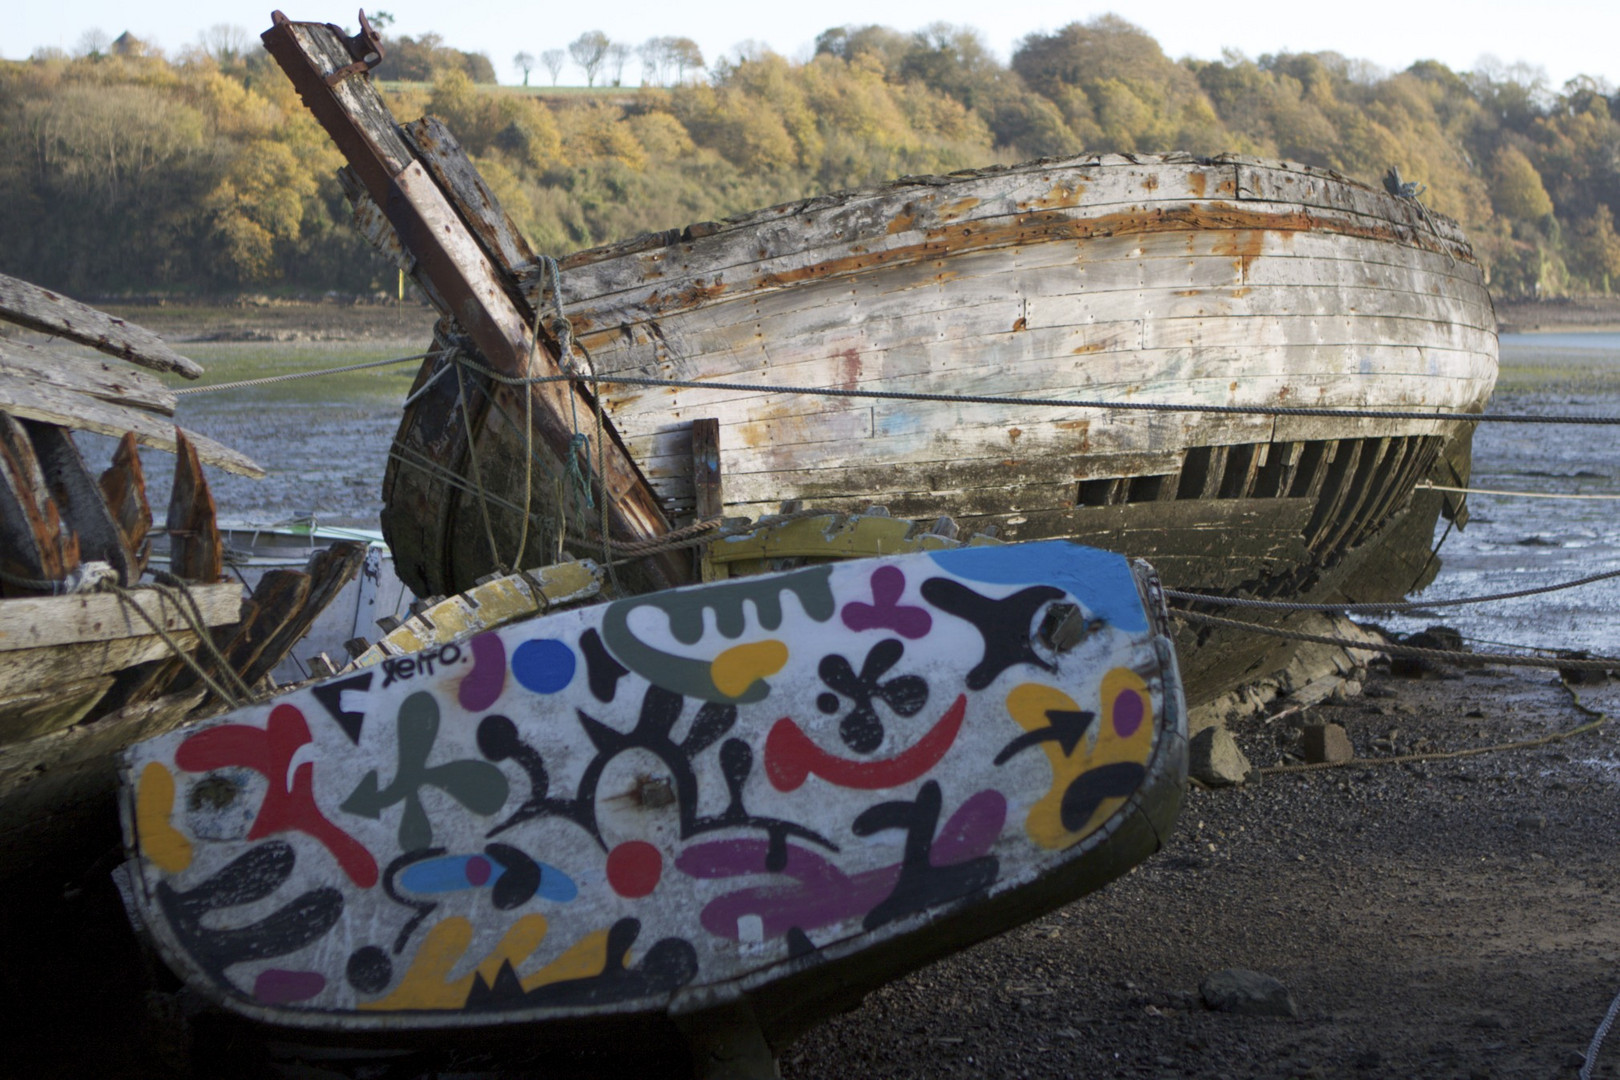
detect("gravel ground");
top-left (7, 662), bottom-right (1615, 1079)
top-left (781, 662), bottom-right (1620, 1080)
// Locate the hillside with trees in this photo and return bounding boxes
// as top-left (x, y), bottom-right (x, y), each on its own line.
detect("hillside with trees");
top-left (2, 16), bottom-right (1617, 300)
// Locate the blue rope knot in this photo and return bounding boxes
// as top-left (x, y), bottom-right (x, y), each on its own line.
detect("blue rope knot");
top-left (566, 432), bottom-right (594, 510)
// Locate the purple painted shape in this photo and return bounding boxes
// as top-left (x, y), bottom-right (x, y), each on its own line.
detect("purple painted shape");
top-left (459, 633), bottom-right (507, 711)
top-left (935, 789), bottom-right (1008, 858)
top-left (679, 788), bottom-right (1008, 941)
top-left (254, 969), bottom-right (326, 1004)
top-left (1112, 688), bottom-right (1145, 738)
top-left (841, 565), bottom-right (932, 639)
top-left (465, 855), bottom-right (492, 886)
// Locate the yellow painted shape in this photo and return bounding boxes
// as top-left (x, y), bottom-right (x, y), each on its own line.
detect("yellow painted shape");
top-left (135, 762), bottom-right (192, 873)
top-left (361, 914), bottom-right (549, 1011)
top-left (711, 639), bottom-right (789, 698)
top-left (519, 928), bottom-right (613, 992)
top-left (1008, 668), bottom-right (1155, 850)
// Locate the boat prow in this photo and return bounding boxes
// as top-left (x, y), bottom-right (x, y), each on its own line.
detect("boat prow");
top-left (120, 541), bottom-right (1184, 1065)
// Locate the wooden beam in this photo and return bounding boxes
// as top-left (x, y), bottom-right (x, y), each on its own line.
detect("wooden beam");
top-left (240, 540), bottom-right (368, 686)
top-left (0, 273), bottom-right (202, 379)
top-left (691, 418), bottom-right (722, 581)
top-left (0, 373), bottom-right (263, 477)
top-left (262, 15), bottom-right (681, 586)
top-left (691, 418), bottom-right (723, 519)
top-left (0, 339), bottom-right (177, 415)
top-left (0, 581), bottom-right (242, 652)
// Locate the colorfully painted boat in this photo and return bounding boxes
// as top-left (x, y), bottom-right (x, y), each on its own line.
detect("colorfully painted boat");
top-left (120, 540), bottom-right (1184, 1071)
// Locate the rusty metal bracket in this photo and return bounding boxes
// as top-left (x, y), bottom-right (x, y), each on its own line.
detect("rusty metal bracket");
top-left (270, 10), bottom-right (385, 86)
top-left (323, 10), bottom-right (385, 85)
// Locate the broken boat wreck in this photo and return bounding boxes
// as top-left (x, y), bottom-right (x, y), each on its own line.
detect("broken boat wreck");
top-left (0, 272), bottom-right (369, 878)
top-left (256, 15), bottom-right (1498, 710)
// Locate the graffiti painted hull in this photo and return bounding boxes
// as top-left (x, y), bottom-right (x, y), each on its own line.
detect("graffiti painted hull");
top-left (120, 541), bottom-right (1184, 1049)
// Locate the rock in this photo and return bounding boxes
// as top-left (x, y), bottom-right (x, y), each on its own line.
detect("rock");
top-left (1300, 723), bottom-right (1355, 764)
top-left (1199, 968), bottom-right (1299, 1017)
top-left (1189, 727), bottom-right (1252, 787)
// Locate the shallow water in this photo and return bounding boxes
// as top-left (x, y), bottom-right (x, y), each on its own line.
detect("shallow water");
top-left (88, 331), bottom-right (1620, 657)
top-left (82, 340), bottom-right (424, 528)
top-left (1381, 331), bottom-right (1620, 656)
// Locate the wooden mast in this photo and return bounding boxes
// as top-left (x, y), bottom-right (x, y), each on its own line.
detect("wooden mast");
top-left (261, 12), bottom-right (685, 592)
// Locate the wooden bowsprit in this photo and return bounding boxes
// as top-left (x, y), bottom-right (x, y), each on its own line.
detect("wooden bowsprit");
top-left (120, 540), bottom-right (1185, 1076)
top-left (260, 13), bottom-right (683, 592)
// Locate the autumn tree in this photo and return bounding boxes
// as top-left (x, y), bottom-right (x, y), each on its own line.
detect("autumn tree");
top-left (540, 49), bottom-right (565, 86)
top-left (1490, 144), bottom-right (1555, 222)
top-left (606, 43), bottom-right (632, 87)
top-left (569, 31), bottom-right (611, 87)
top-left (513, 51), bottom-right (535, 86)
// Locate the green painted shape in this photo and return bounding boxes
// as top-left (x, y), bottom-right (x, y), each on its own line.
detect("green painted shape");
top-left (341, 691), bottom-right (510, 852)
top-left (600, 566), bottom-right (837, 703)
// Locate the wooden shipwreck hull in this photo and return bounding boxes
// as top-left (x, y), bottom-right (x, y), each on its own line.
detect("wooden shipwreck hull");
top-left (378, 152), bottom-right (1495, 705)
top-left (0, 272), bottom-right (368, 881)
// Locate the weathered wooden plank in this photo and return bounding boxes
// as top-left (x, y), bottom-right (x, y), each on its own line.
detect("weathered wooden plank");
top-left (1236, 161), bottom-right (1470, 245)
top-left (0, 338), bottom-right (177, 415)
top-left (560, 195), bottom-right (1477, 325)
top-left (23, 421), bottom-right (138, 584)
top-left (401, 116), bottom-right (538, 313)
top-left (0, 581), bottom-right (242, 651)
top-left (0, 629), bottom-right (205, 696)
top-left (0, 675), bottom-right (115, 743)
top-left (0, 273), bottom-right (202, 379)
top-left (240, 540), bottom-right (368, 686)
top-left (166, 430), bottom-right (222, 584)
top-left (0, 374), bottom-right (262, 477)
top-left (99, 432), bottom-right (152, 578)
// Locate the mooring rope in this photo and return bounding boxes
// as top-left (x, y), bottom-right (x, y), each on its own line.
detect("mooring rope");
top-left (1418, 482), bottom-right (1620, 501)
top-left (440, 359), bottom-right (1620, 426)
top-left (1165, 566), bottom-right (1620, 614)
top-left (173, 351), bottom-right (443, 395)
top-left (1171, 609), bottom-right (1620, 672)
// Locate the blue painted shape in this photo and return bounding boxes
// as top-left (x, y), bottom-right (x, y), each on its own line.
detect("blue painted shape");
top-left (928, 541), bottom-right (1149, 634)
top-left (537, 863), bottom-right (579, 903)
top-left (398, 855), bottom-right (504, 894)
top-left (512, 638), bottom-right (577, 694)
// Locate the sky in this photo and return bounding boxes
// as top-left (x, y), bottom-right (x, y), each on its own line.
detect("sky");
top-left (7, 0), bottom-right (1618, 91)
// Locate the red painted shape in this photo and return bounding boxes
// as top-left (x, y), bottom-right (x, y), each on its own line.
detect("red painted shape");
top-left (764, 694), bottom-right (967, 793)
top-left (176, 704), bottom-right (379, 888)
top-left (606, 840), bottom-right (662, 898)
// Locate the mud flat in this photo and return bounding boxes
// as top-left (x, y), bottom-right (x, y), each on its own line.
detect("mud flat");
top-left (97, 299), bottom-right (438, 345)
top-left (1497, 295), bottom-right (1620, 334)
top-left (2, 661), bottom-right (1615, 1079)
